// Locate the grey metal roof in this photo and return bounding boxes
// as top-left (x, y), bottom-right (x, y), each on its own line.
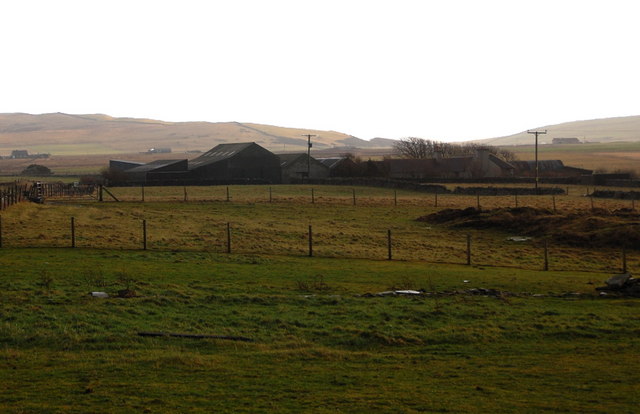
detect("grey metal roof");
top-left (188, 142), bottom-right (256, 169)
top-left (488, 154), bottom-right (515, 170)
top-left (316, 157), bottom-right (345, 169)
top-left (278, 153), bottom-right (307, 168)
top-left (126, 159), bottom-right (187, 173)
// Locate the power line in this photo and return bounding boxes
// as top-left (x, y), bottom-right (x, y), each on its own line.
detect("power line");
top-left (301, 134), bottom-right (316, 181)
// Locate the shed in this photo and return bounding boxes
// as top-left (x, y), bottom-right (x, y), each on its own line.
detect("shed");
top-left (188, 142), bottom-right (281, 183)
top-left (278, 154), bottom-right (330, 183)
top-left (109, 160), bottom-right (144, 172)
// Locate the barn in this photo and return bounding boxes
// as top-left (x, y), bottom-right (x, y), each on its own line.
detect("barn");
top-left (123, 159), bottom-right (189, 184)
top-left (188, 142), bottom-right (281, 183)
top-left (278, 153), bottom-right (330, 183)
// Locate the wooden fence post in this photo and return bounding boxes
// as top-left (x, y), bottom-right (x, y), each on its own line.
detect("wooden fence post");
top-left (269, 187), bottom-right (272, 203)
top-left (387, 229), bottom-right (392, 260)
top-left (622, 247), bottom-right (627, 273)
top-left (434, 189), bottom-right (438, 208)
top-left (99, 185), bottom-right (103, 202)
top-left (311, 188), bottom-right (315, 204)
top-left (308, 225), bottom-right (313, 257)
top-left (143, 219), bottom-right (147, 251)
top-left (141, 185), bottom-right (145, 202)
top-left (226, 222), bottom-right (231, 253)
top-left (352, 189), bottom-right (356, 206)
top-left (543, 239), bottom-right (549, 271)
top-left (183, 186), bottom-right (188, 202)
top-left (394, 190), bottom-right (397, 206)
top-left (226, 186), bottom-right (230, 202)
top-left (476, 193), bottom-right (481, 211)
top-left (466, 234), bottom-right (471, 265)
top-left (71, 217), bottom-right (76, 248)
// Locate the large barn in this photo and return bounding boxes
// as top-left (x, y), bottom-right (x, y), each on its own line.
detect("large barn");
top-left (187, 142), bottom-right (281, 183)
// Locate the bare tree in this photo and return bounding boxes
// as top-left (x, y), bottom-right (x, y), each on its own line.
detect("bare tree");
top-left (394, 137), bottom-right (517, 162)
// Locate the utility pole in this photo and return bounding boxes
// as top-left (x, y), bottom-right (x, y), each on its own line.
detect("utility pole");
top-left (527, 129), bottom-right (547, 192)
top-left (301, 134), bottom-right (316, 181)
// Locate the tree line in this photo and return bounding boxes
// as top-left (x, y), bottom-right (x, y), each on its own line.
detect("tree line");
top-left (393, 137), bottom-right (517, 161)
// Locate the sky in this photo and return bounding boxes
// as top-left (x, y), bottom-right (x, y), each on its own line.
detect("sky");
top-left (2, 0), bottom-right (639, 142)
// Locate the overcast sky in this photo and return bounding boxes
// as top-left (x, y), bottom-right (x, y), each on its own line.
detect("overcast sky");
top-left (2, 0), bottom-right (639, 142)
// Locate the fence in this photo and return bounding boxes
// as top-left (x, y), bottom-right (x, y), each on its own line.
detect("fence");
top-left (0, 183), bottom-right (635, 274)
top-left (0, 182), bottom-right (96, 210)
top-left (0, 213), bottom-right (633, 275)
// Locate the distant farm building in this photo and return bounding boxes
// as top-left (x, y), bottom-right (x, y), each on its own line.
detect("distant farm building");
top-left (124, 159), bottom-right (189, 184)
top-left (147, 147), bottom-right (172, 154)
top-left (109, 142), bottom-right (282, 185)
top-left (316, 157), bottom-right (360, 177)
top-left (278, 153), bottom-right (329, 183)
top-left (386, 150), bottom-right (514, 180)
top-left (510, 160), bottom-right (592, 177)
top-left (9, 150), bottom-right (50, 159)
top-left (188, 142), bottom-right (281, 183)
top-left (552, 137), bottom-right (581, 144)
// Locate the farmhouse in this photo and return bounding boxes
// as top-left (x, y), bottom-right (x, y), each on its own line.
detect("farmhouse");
top-left (187, 142), bottom-right (281, 183)
top-left (278, 153), bottom-right (330, 183)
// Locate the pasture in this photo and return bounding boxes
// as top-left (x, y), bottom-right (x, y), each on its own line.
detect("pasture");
top-left (0, 184), bottom-right (639, 413)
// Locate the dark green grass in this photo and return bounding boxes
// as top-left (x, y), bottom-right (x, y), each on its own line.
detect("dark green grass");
top-left (1, 248), bottom-right (639, 413)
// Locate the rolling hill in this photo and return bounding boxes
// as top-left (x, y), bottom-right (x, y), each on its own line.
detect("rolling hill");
top-left (473, 115), bottom-right (640, 146)
top-left (0, 113), bottom-right (396, 156)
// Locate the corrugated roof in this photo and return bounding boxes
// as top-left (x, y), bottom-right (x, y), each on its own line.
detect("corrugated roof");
top-left (189, 142), bottom-right (256, 169)
top-left (488, 154), bottom-right (515, 170)
top-left (126, 159), bottom-right (187, 173)
top-left (278, 153), bottom-right (307, 168)
top-left (316, 157), bottom-right (345, 169)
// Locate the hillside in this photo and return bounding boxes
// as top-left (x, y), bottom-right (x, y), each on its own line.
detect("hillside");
top-left (0, 113), bottom-right (395, 156)
top-left (473, 115), bottom-right (640, 146)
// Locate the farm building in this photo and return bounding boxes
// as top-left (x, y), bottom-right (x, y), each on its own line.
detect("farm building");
top-left (123, 159), bottom-right (189, 184)
top-left (316, 157), bottom-right (361, 177)
top-left (278, 153), bottom-right (329, 183)
top-left (109, 160), bottom-right (144, 172)
top-left (386, 149), bottom-right (514, 180)
top-left (187, 142), bottom-right (281, 183)
top-left (552, 137), bottom-right (581, 144)
top-left (510, 160), bottom-right (592, 178)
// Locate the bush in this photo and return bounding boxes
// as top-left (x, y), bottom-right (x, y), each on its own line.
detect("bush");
top-left (21, 164), bottom-right (52, 176)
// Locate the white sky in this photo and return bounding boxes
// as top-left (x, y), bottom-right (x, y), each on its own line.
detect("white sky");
top-left (2, 0), bottom-right (639, 142)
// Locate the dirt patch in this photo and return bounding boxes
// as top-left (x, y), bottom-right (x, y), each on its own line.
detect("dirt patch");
top-left (418, 207), bottom-right (640, 249)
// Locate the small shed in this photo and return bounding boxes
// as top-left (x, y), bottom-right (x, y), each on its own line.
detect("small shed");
top-left (278, 154), bottom-right (330, 183)
top-left (188, 142), bottom-right (281, 183)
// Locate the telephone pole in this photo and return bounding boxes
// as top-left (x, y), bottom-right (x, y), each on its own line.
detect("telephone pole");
top-left (527, 129), bottom-right (547, 192)
top-left (301, 134), bottom-right (316, 181)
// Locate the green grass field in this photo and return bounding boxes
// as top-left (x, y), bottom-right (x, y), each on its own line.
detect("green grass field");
top-left (1, 185), bottom-right (639, 413)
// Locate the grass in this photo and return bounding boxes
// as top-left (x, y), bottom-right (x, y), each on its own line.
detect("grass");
top-left (1, 185), bottom-right (639, 412)
top-left (0, 248), bottom-right (638, 413)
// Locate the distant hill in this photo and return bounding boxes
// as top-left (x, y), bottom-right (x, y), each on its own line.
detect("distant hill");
top-left (0, 113), bottom-right (395, 156)
top-left (472, 115), bottom-right (640, 146)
